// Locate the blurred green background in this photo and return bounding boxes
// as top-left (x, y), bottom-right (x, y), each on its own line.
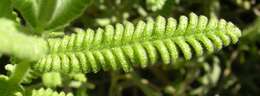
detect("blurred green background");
top-left (1, 0), bottom-right (260, 96)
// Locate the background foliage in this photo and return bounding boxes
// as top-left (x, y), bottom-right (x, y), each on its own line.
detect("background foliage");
top-left (0, 0), bottom-right (260, 96)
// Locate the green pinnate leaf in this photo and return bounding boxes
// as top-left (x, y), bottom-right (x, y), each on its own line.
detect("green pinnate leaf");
top-left (0, 75), bottom-right (24, 96)
top-left (34, 13), bottom-right (241, 73)
top-left (30, 88), bottom-right (73, 96)
top-left (146, 0), bottom-right (167, 11)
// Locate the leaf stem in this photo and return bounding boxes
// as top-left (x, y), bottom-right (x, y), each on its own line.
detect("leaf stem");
top-left (8, 60), bottom-right (30, 85)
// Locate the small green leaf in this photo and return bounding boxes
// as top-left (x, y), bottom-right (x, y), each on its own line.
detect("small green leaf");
top-left (0, 75), bottom-right (24, 96)
top-left (30, 88), bottom-right (73, 96)
top-left (42, 72), bottom-right (62, 88)
top-left (13, 0), bottom-right (92, 32)
top-left (0, 0), bottom-right (16, 20)
top-left (12, 0), bottom-right (38, 28)
top-left (146, 0), bottom-right (167, 11)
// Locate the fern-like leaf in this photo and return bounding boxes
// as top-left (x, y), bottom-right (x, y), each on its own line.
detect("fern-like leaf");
top-left (31, 88), bottom-right (73, 96)
top-left (146, 0), bottom-right (167, 11)
top-left (34, 13), bottom-right (241, 73)
top-left (42, 72), bottom-right (62, 88)
top-left (5, 64), bottom-right (40, 84)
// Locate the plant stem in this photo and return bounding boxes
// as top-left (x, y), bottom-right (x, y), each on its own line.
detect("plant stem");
top-left (8, 60), bottom-right (30, 85)
top-left (109, 72), bottom-right (119, 96)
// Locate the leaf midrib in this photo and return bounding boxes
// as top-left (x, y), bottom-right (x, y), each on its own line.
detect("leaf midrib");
top-left (48, 31), bottom-right (214, 55)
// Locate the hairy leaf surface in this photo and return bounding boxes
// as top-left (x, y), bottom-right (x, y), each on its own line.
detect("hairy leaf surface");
top-left (0, 19), bottom-right (47, 61)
